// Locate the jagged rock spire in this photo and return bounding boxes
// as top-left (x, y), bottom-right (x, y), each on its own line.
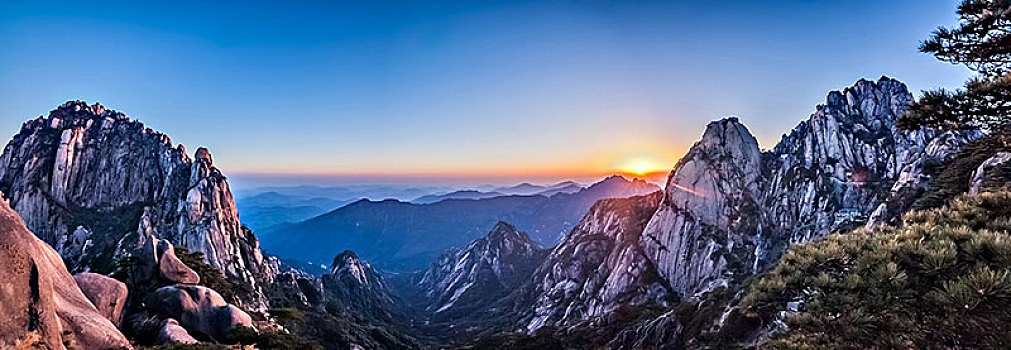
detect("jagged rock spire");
top-left (0, 101), bottom-right (277, 312)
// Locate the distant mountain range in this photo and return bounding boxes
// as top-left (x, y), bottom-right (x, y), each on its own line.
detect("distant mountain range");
top-left (259, 175), bottom-right (659, 271)
top-left (236, 192), bottom-right (352, 230)
top-left (410, 181), bottom-right (584, 204)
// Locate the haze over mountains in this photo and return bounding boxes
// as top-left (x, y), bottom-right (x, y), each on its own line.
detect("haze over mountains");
top-left (259, 175), bottom-right (659, 271)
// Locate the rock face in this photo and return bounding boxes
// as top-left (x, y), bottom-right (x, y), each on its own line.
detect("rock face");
top-left (640, 118), bottom-right (765, 297)
top-left (324, 250), bottom-right (402, 321)
top-left (146, 284), bottom-right (253, 339)
top-left (417, 221), bottom-right (548, 318)
top-left (157, 240), bottom-right (201, 284)
top-left (764, 78), bottom-right (932, 244)
top-left (0, 197), bottom-right (129, 349)
top-left (638, 77), bottom-right (968, 298)
top-left (73, 272), bottom-right (129, 326)
top-left (502, 77), bottom-right (975, 336)
top-left (516, 192), bottom-right (669, 331)
top-left (157, 318), bottom-right (198, 345)
top-left (969, 152), bottom-right (1011, 195)
top-left (0, 101), bottom-right (276, 310)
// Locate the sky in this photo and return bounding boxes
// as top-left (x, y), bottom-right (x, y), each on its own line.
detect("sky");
top-left (0, 0), bottom-right (972, 187)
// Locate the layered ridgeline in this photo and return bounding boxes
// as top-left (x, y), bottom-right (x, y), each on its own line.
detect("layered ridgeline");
top-left (0, 101), bottom-right (277, 310)
top-left (263, 175), bottom-right (658, 271)
top-left (446, 77), bottom-right (979, 346)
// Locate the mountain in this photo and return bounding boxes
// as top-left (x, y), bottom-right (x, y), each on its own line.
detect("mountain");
top-left (492, 181), bottom-right (585, 196)
top-left (235, 191), bottom-right (350, 230)
top-left (511, 191), bottom-right (670, 331)
top-left (267, 250), bottom-right (423, 349)
top-left (411, 190), bottom-right (508, 204)
top-left (532, 183), bottom-right (584, 196)
top-left (637, 77), bottom-right (974, 299)
top-left (324, 250), bottom-right (403, 322)
top-left (412, 222), bottom-right (548, 320)
top-left (454, 77), bottom-right (979, 347)
top-left (261, 175), bottom-right (658, 271)
top-left (0, 101), bottom-right (277, 311)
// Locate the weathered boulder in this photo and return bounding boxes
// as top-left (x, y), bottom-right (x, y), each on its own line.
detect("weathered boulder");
top-left (969, 152), bottom-right (1011, 195)
top-left (73, 272), bottom-right (128, 326)
top-left (158, 240), bottom-right (201, 284)
top-left (157, 318), bottom-right (199, 345)
top-left (146, 284), bottom-right (253, 339)
top-left (0, 197), bottom-right (130, 349)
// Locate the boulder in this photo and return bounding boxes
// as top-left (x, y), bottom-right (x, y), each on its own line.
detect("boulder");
top-left (73, 272), bottom-right (128, 326)
top-left (970, 152), bottom-right (1011, 195)
top-left (0, 198), bottom-right (130, 349)
top-left (158, 240), bottom-right (201, 284)
top-left (157, 318), bottom-right (198, 345)
top-left (146, 284), bottom-right (253, 338)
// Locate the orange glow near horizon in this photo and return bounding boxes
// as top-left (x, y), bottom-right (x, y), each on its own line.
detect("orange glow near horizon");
top-left (221, 149), bottom-right (684, 182)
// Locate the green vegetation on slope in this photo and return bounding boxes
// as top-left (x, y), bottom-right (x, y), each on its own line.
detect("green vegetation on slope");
top-left (743, 190), bottom-right (1011, 348)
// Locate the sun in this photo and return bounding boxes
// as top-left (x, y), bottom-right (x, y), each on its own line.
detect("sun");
top-left (613, 154), bottom-right (666, 177)
top-left (631, 163), bottom-right (651, 175)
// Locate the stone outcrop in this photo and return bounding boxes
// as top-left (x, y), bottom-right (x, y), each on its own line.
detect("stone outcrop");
top-left (417, 221), bottom-right (548, 318)
top-left (517, 192), bottom-right (669, 331)
top-left (157, 318), bottom-right (198, 345)
top-left (969, 152), bottom-right (1011, 195)
top-left (0, 101), bottom-right (276, 311)
top-left (73, 272), bottom-right (129, 326)
top-left (157, 240), bottom-right (201, 284)
top-left (640, 117), bottom-right (765, 296)
top-left (146, 284), bottom-right (253, 339)
top-left (0, 196), bottom-right (129, 349)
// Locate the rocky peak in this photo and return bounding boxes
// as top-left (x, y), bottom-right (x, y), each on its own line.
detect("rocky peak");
top-left (483, 221), bottom-right (541, 255)
top-left (416, 222), bottom-right (548, 317)
top-left (49, 100), bottom-right (124, 122)
top-left (517, 191), bottom-right (669, 332)
top-left (194, 147), bottom-right (213, 166)
top-left (639, 116), bottom-right (764, 297)
top-left (765, 76), bottom-right (934, 243)
top-left (0, 101), bottom-right (276, 312)
top-left (822, 77), bottom-right (911, 126)
top-left (330, 249), bottom-right (374, 285)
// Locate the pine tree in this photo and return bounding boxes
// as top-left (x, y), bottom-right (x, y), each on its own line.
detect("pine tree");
top-left (899, 0), bottom-right (1011, 137)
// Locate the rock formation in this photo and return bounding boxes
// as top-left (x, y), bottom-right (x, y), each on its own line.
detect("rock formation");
top-left (157, 318), bottom-right (199, 345)
top-left (640, 117), bottom-right (765, 297)
top-left (0, 196), bottom-right (130, 349)
top-left (638, 77), bottom-right (969, 298)
top-left (145, 284), bottom-right (254, 339)
top-left (0, 101), bottom-right (276, 311)
top-left (498, 77), bottom-right (976, 336)
top-left (969, 152), bottom-right (1011, 195)
top-left (73, 272), bottom-right (129, 327)
top-left (516, 192), bottom-right (669, 331)
top-left (416, 221), bottom-right (548, 318)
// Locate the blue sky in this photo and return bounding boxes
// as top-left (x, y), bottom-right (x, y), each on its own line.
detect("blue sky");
top-left (0, 0), bottom-right (970, 185)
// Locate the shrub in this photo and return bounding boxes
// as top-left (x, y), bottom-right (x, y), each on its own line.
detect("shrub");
top-left (742, 191), bottom-right (1011, 348)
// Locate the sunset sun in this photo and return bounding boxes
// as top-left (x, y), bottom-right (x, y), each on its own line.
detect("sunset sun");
top-left (630, 163), bottom-right (651, 175)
